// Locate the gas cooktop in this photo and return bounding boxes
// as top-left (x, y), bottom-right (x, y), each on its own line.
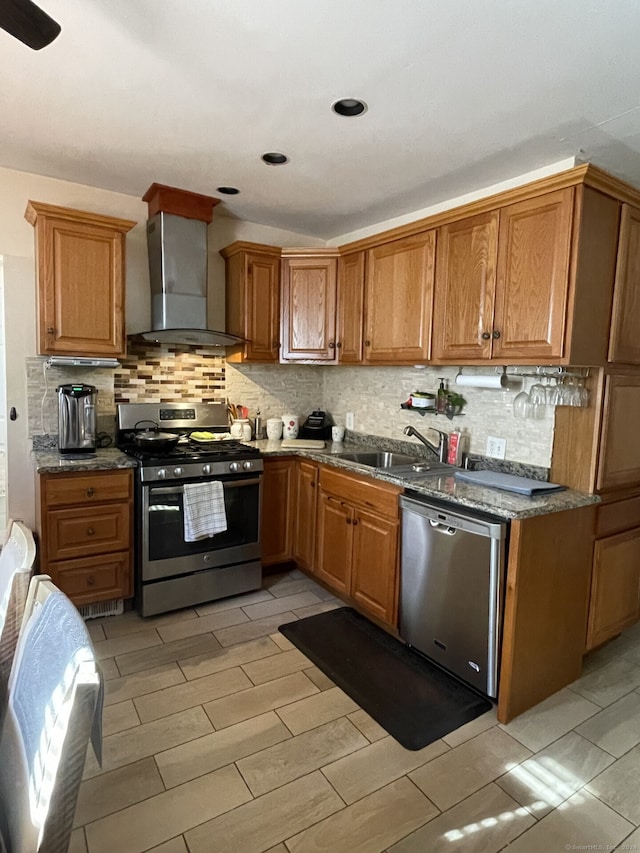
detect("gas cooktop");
top-left (120, 440), bottom-right (261, 466)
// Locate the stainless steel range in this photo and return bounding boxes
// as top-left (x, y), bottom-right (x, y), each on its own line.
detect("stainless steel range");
top-left (117, 402), bottom-right (263, 617)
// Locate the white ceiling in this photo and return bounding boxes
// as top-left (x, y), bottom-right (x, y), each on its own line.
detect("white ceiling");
top-left (3, 0), bottom-right (640, 240)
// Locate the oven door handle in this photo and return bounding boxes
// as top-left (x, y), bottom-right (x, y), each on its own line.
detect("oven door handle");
top-left (150, 478), bottom-right (261, 496)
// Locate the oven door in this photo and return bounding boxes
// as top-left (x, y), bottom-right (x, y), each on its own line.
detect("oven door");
top-left (140, 475), bottom-right (262, 581)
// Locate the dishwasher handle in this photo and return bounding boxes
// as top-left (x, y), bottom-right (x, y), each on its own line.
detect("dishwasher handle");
top-left (429, 519), bottom-right (457, 536)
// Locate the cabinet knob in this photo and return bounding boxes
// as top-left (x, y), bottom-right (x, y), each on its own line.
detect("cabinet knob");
top-left (481, 331), bottom-right (491, 340)
top-left (336, 341), bottom-right (342, 349)
top-left (87, 527), bottom-right (95, 536)
top-left (310, 481), bottom-right (316, 488)
top-left (86, 487), bottom-right (95, 498)
top-left (87, 576), bottom-right (96, 586)
top-left (364, 339), bottom-right (371, 347)
top-left (352, 518), bottom-right (359, 526)
top-left (492, 330), bottom-right (501, 339)
top-left (273, 340), bottom-right (280, 348)
top-left (47, 327), bottom-right (55, 335)
top-left (346, 517), bottom-right (352, 525)
top-left (328, 341), bottom-right (335, 349)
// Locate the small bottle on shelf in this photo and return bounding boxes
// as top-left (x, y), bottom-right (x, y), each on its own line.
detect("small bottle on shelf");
top-left (436, 378), bottom-right (447, 415)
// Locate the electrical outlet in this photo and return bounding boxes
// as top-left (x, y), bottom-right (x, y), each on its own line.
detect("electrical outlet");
top-left (486, 436), bottom-right (506, 459)
top-left (345, 412), bottom-right (355, 431)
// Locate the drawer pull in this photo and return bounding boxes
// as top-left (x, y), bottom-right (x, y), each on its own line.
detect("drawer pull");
top-left (86, 487), bottom-right (96, 498)
top-left (87, 527), bottom-right (95, 536)
top-left (87, 576), bottom-right (96, 586)
top-left (346, 518), bottom-right (352, 524)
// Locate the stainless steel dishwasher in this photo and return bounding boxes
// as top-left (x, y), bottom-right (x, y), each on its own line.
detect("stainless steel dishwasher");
top-left (399, 494), bottom-right (508, 697)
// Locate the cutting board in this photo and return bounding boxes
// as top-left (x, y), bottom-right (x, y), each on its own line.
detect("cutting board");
top-left (454, 469), bottom-right (565, 496)
top-left (280, 439), bottom-right (326, 449)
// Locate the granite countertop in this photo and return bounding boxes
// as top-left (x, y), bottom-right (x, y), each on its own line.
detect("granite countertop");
top-left (32, 448), bottom-right (138, 474)
top-left (252, 438), bottom-right (599, 520)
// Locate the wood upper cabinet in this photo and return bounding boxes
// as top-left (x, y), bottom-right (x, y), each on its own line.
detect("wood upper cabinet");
top-left (221, 241), bottom-right (281, 363)
top-left (336, 251), bottom-right (365, 363)
top-left (316, 466), bottom-right (400, 626)
top-left (608, 204), bottom-right (640, 364)
top-left (281, 249), bottom-right (339, 361)
top-left (364, 231), bottom-right (435, 363)
top-left (432, 211), bottom-right (499, 361)
top-left (492, 188), bottom-right (574, 361)
top-left (36, 468), bottom-right (134, 606)
top-left (432, 186), bottom-right (619, 365)
top-left (292, 460), bottom-right (319, 571)
top-left (597, 373), bottom-right (640, 491)
top-left (25, 201), bottom-right (135, 358)
top-left (261, 457), bottom-right (294, 565)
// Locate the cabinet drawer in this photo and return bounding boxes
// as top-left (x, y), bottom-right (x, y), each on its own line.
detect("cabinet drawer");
top-left (42, 469), bottom-right (132, 507)
top-left (45, 503), bottom-right (131, 560)
top-left (50, 551), bottom-right (132, 605)
top-left (319, 466), bottom-right (400, 517)
top-left (42, 469), bottom-right (133, 507)
top-left (596, 496), bottom-right (640, 537)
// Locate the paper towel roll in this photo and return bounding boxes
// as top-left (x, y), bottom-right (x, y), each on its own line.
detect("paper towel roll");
top-left (455, 373), bottom-right (507, 389)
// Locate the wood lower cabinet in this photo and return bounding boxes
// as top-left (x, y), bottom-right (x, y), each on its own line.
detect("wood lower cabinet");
top-left (261, 457), bottom-right (294, 565)
top-left (586, 495), bottom-right (640, 651)
top-left (37, 468), bottom-right (133, 606)
top-left (280, 250), bottom-right (339, 361)
top-left (315, 466), bottom-right (400, 626)
top-left (222, 241), bottom-right (281, 363)
top-left (364, 231), bottom-right (435, 363)
top-left (292, 460), bottom-right (319, 571)
top-left (25, 201), bottom-right (135, 358)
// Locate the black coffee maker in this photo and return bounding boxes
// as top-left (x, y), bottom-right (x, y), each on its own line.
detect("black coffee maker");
top-left (300, 410), bottom-right (334, 440)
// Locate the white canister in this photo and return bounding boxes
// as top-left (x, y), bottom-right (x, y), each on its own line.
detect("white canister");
top-left (281, 414), bottom-right (299, 439)
top-left (230, 418), bottom-right (249, 439)
top-left (266, 418), bottom-right (283, 440)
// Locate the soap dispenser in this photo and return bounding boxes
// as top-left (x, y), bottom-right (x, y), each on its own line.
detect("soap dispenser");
top-left (436, 378), bottom-right (447, 415)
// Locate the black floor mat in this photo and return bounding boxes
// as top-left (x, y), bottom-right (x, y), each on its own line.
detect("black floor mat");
top-left (279, 606), bottom-right (493, 751)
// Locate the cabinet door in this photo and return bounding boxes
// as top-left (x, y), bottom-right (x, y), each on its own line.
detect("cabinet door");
top-left (350, 508), bottom-right (399, 626)
top-left (26, 202), bottom-right (135, 358)
top-left (587, 527), bottom-right (640, 650)
top-left (292, 460), bottom-right (318, 571)
top-left (597, 374), bottom-right (640, 491)
top-left (281, 255), bottom-right (338, 361)
top-left (492, 188), bottom-right (574, 361)
top-left (432, 211), bottom-right (499, 361)
top-left (223, 243), bottom-right (281, 363)
top-left (364, 231), bottom-right (435, 363)
top-left (609, 205), bottom-right (640, 364)
top-left (315, 492), bottom-right (353, 595)
top-left (337, 251), bottom-right (365, 363)
top-left (261, 458), bottom-right (293, 565)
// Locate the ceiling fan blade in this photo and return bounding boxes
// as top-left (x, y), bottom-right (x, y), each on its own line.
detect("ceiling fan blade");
top-left (0, 0), bottom-right (61, 50)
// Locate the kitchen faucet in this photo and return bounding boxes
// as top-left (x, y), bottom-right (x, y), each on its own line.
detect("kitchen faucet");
top-left (403, 425), bottom-right (449, 463)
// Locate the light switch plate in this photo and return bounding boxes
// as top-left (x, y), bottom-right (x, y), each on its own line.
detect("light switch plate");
top-left (486, 436), bottom-right (506, 459)
top-left (345, 412), bottom-right (355, 430)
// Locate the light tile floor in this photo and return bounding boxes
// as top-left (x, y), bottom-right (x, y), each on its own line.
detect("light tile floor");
top-left (72, 569), bottom-right (640, 853)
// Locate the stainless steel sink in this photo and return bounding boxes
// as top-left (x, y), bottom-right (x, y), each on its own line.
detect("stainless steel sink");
top-left (334, 450), bottom-right (422, 468)
top-left (384, 461), bottom-right (454, 478)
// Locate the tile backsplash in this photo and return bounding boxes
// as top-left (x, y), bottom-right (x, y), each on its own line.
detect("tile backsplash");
top-left (27, 346), bottom-right (555, 469)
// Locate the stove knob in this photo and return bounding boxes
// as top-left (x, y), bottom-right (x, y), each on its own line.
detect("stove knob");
top-left (243, 461), bottom-right (253, 470)
top-left (157, 469), bottom-right (167, 480)
top-left (229, 462), bottom-right (240, 473)
top-left (202, 464), bottom-right (212, 475)
top-left (173, 467), bottom-right (184, 477)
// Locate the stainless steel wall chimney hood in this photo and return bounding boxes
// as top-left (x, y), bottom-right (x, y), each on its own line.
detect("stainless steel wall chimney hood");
top-left (131, 183), bottom-right (245, 348)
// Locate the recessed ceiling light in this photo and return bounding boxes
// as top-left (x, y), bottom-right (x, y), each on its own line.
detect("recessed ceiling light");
top-left (261, 152), bottom-right (289, 165)
top-left (216, 186), bottom-right (239, 195)
top-left (332, 98), bottom-right (368, 117)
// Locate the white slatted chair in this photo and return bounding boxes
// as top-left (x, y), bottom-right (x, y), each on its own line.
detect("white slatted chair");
top-left (0, 520), bottom-right (37, 715)
top-left (0, 577), bottom-right (103, 853)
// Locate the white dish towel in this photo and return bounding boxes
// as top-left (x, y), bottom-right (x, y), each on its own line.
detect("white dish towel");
top-left (183, 481), bottom-right (228, 542)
